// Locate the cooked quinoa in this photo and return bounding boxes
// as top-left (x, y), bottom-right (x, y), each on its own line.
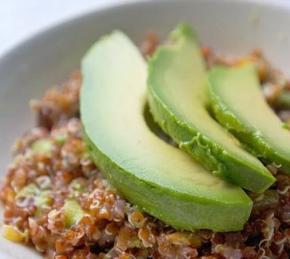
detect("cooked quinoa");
top-left (0, 35), bottom-right (290, 259)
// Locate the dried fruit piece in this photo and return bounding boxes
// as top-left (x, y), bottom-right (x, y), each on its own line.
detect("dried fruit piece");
top-left (2, 225), bottom-right (27, 243)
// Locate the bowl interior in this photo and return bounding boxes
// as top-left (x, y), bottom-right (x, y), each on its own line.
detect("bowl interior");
top-left (1, 0), bottom-right (290, 257)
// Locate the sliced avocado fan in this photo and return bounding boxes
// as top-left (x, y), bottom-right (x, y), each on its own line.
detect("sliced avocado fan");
top-left (81, 30), bottom-right (252, 232)
top-left (147, 24), bottom-right (275, 193)
top-left (208, 64), bottom-right (290, 172)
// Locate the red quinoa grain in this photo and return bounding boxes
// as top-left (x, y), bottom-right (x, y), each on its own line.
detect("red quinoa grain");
top-left (1, 40), bottom-right (290, 258)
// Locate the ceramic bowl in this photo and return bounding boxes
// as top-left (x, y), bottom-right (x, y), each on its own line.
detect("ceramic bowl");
top-left (1, 0), bottom-right (290, 258)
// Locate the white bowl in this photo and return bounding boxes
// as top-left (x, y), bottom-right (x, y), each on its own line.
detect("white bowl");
top-left (1, 0), bottom-right (290, 258)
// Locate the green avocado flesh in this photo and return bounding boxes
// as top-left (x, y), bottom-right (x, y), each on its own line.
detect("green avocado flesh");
top-left (81, 31), bottom-right (252, 231)
top-left (208, 64), bottom-right (290, 172)
top-left (147, 24), bottom-right (275, 193)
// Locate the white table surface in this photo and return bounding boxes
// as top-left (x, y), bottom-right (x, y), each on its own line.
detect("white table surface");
top-left (0, 0), bottom-right (134, 57)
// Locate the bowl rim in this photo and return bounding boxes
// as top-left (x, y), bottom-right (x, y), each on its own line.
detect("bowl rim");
top-left (0, 0), bottom-right (290, 63)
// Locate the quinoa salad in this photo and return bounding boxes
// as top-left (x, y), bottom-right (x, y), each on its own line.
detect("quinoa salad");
top-left (1, 32), bottom-right (290, 259)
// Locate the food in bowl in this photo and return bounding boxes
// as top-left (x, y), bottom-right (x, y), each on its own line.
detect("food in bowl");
top-left (0, 24), bottom-right (289, 258)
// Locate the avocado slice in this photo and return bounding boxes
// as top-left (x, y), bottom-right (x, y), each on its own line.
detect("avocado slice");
top-left (208, 64), bottom-right (290, 172)
top-left (63, 199), bottom-right (85, 228)
top-left (147, 24), bottom-right (275, 193)
top-left (81, 31), bottom-right (252, 231)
